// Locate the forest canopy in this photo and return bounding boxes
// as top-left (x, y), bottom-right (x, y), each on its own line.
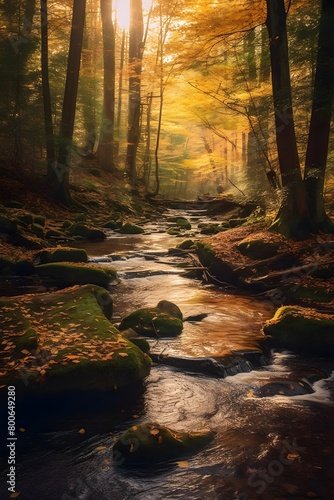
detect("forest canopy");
top-left (0, 0), bottom-right (333, 236)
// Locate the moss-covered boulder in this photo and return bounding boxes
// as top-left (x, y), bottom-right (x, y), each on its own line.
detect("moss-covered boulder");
top-left (228, 218), bottom-right (248, 228)
top-left (36, 247), bottom-right (88, 264)
top-left (237, 237), bottom-right (281, 260)
top-left (35, 262), bottom-right (117, 287)
top-left (120, 222), bottom-right (144, 234)
top-left (103, 220), bottom-right (123, 230)
top-left (0, 285), bottom-right (151, 395)
top-left (16, 213), bottom-right (34, 226)
top-left (121, 329), bottom-right (150, 354)
top-left (0, 215), bottom-right (18, 235)
top-left (167, 227), bottom-right (181, 235)
top-left (67, 223), bottom-right (106, 241)
top-left (263, 306), bottom-right (334, 354)
top-left (119, 301), bottom-right (183, 337)
top-left (156, 300), bottom-right (183, 320)
top-left (176, 239), bottom-right (195, 250)
top-left (112, 423), bottom-right (214, 466)
top-left (176, 217), bottom-right (191, 230)
top-left (30, 222), bottom-right (45, 238)
top-left (200, 224), bottom-right (222, 235)
top-left (45, 229), bottom-right (65, 239)
top-left (33, 215), bottom-right (46, 227)
top-left (8, 232), bottom-right (44, 249)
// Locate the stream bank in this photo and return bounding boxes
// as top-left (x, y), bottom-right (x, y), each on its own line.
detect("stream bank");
top-left (1, 205), bottom-right (334, 499)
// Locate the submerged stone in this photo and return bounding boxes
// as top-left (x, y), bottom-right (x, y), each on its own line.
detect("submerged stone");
top-left (112, 422), bottom-right (214, 466)
top-left (120, 222), bottom-right (144, 234)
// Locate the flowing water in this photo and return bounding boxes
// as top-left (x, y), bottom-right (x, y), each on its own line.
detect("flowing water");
top-left (1, 210), bottom-right (334, 499)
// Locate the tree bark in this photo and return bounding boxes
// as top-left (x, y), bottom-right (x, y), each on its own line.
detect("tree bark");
top-left (266, 0), bottom-right (313, 238)
top-left (41, 0), bottom-right (55, 179)
top-left (56, 0), bottom-right (86, 205)
top-left (97, 0), bottom-right (115, 171)
top-left (304, 0), bottom-right (334, 231)
top-left (125, 0), bottom-right (144, 182)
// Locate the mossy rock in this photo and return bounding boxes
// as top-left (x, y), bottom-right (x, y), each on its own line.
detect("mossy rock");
top-left (33, 215), bottom-right (46, 227)
top-left (36, 247), bottom-right (88, 264)
top-left (31, 223), bottom-right (45, 238)
top-left (157, 300), bottom-right (183, 320)
top-left (8, 233), bottom-right (44, 250)
top-left (104, 220), bottom-right (123, 230)
top-left (263, 306), bottom-right (334, 354)
top-left (112, 423), bottom-right (214, 466)
top-left (176, 239), bottom-right (195, 250)
top-left (283, 284), bottom-right (334, 303)
top-left (119, 305), bottom-right (183, 337)
top-left (35, 262), bottom-right (117, 287)
top-left (120, 222), bottom-right (144, 234)
top-left (176, 218), bottom-right (191, 230)
top-left (167, 228), bottom-right (181, 235)
top-left (16, 213), bottom-right (34, 226)
top-left (228, 218), bottom-right (248, 228)
top-left (45, 229), bottom-right (64, 239)
top-left (67, 223), bottom-right (106, 241)
top-left (121, 329), bottom-right (150, 354)
top-left (237, 238), bottom-right (280, 260)
top-left (0, 215), bottom-right (18, 235)
top-left (200, 224), bottom-right (221, 235)
top-left (0, 284), bottom-right (151, 395)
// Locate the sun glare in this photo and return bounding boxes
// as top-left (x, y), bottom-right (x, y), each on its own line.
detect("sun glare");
top-left (115, 0), bottom-right (153, 30)
top-left (115, 0), bottom-right (130, 29)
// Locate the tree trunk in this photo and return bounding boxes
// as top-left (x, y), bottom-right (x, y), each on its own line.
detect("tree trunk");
top-left (115, 29), bottom-right (126, 157)
top-left (97, 0), bottom-right (115, 171)
top-left (56, 0), bottom-right (86, 205)
top-left (125, 0), bottom-right (144, 182)
top-left (304, 0), bottom-right (334, 231)
top-left (41, 0), bottom-right (55, 179)
top-left (266, 0), bottom-right (313, 238)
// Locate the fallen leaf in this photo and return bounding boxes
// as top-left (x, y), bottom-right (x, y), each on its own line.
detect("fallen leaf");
top-left (177, 461), bottom-right (189, 468)
top-left (150, 428), bottom-right (160, 436)
top-left (95, 445), bottom-right (107, 451)
top-left (78, 428), bottom-right (86, 435)
top-left (10, 493), bottom-right (21, 498)
top-left (287, 453), bottom-right (299, 460)
top-left (118, 352), bottom-right (128, 357)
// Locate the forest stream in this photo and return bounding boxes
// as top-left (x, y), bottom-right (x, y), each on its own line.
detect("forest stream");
top-left (1, 209), bottom-right (334, 500)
